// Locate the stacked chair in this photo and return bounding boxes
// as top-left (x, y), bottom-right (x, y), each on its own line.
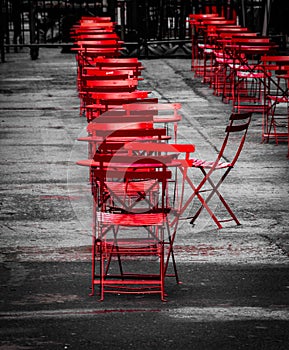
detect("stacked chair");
top-left (71, 17), bottom-right (156, 120)
top-left (74, 16), bottom-right (254, 301)
top-left (73, 16), bottom-right (189, 301)
top-left (188, 13), bottom-right (289, 158)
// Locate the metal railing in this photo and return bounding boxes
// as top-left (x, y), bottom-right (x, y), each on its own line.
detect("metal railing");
top-left (1, 0), bottom-right (286, 62)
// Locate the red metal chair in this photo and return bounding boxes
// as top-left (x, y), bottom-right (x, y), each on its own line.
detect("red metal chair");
top-left (77, 153), bottom-right (176, 301)
top-left (264, 72), bottom-right (289, 146)
top-left (186, 112), bottom-right (252, 229)
top-left (78, 115), bottom-right (169, 158)
top-left (261, 56), bottom-right (289, 148)
top-left (122, 102), bottom-right (182, 141)
top-left (88, 57), bottom-right (144, 75)
top-left (79, 79), bottom-right (140, 117)
top-left (84, 91), bottom-right (158, 121)
top-left (124, 142), bottom-right (196, 279)
top-left (77, 58), bottom-right (144, 98)
top-left (83, 78), bottom-right (138, 93)
top-left (78, 69), bottom-right (136, 95)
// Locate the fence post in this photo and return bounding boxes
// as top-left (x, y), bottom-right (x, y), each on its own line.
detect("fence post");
top-left (29, 0), bottom-right (39, 60)
top-left (0, 0), bottom-right (6, 62)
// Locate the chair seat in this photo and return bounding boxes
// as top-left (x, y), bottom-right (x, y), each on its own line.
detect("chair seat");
top-left (237, 71), bottom-right (266, 79)
top-left (106, 179), bottom-right (159, 196)
top-left (267, 95), bottom-right (289, 103)
top-left (96, 212), bottom-right (168, 226)
top-left (101, 238), bottom-right (160, 255)
top-left (192, 159), bottom-right (232, 169)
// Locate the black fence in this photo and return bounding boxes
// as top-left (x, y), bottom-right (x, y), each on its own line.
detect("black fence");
top-left (1, 0), bottom-right (288, 61)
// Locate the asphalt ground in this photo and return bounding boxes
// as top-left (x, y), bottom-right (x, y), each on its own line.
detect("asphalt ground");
top-left (0, 48), bottom-right (289, 349)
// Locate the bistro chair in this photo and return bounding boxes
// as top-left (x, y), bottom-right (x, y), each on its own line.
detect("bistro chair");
top-left (84, 92), bottom-right (158, 121)
top-left (78, 69), bottom-right (135, 96)
top-left (77, 153), bottom-right (176, 301)
top-left (261, 56), bottom-right (289, 147)
top-left (79, 78), bottom-right (139, 113)
top-left (124, 142), bottom-right (196, 279)
top-left (122, 102), bottom-right (182, 142)
top-left (79, 115), bottom-right (169, 158)
top-left (186, 112), bottom-right (252, 229)
top-left (265, 71), bottom-right (289, 146)
top-left (77, 57), bottom-right (144, 93)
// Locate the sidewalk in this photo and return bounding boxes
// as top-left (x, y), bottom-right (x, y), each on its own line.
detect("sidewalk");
top-left (0, 48), bottom-right (289, 349)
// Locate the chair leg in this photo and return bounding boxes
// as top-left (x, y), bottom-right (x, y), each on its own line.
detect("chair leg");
top-left (190, 167), bottom-right (241, 228)
top-left (164, 219), bottom-right (180, 284)
top-left (99, 243), bottom-right (104, 302)
top-left (90, 237), bottom-right (96, 296)
top-left (90, 201), bottom-right (97, 296)
top-left (160, 240), bottom-right (167, 302)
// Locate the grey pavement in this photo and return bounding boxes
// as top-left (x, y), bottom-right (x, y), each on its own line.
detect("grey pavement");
top-left (0, 48), bottom-right (289, 349)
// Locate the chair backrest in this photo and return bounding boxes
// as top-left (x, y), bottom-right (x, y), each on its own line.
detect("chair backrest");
top-left (88, 91), bottom-right (150, 103)
top-left (124, 142), bottom-right (195, 162)
top-left (123, 102), bottom-right (181, 113)
top-left (90, 128), bottom-right (168, 141)
top-left (75, 34), bottom-right (120, 41)
top-left (220, 33), bottom-right (258, 39)
top-left (83, 66), bottom-right (142, 78)
top-left (84, 79), bottom-right (138, 93)
top-left (87, 114), bottom-right (154, 133)
top-left (91, 153), bottom-right (173, 214)
top-left (91, 57), bottom-right (143, 69)
top-left (220, 112), bottom-right (252, 167)
top-left (231, 37), bottom-right (271, 45)
top-left (82, 69), bottom-right (134, 79)
top-left (76, 40), bottom-right (123, 48)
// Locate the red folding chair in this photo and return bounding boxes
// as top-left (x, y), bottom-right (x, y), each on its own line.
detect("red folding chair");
top-left (77, 153), bottom-right (176, 301)
top-left (84, 91), bottom-right (158, 121)
top-left (185, 112), bottom-right (252, 229)
top-left (78, 115), bottom-right (169, 158)
top-left (124, 142), bottom-right (196, 280)
top-left (79, 79), bottom-right (140, 117)
top-left (78, 69), bottom-right (136, 94)
top-left (122, 102), bottom-right (182, 141)
top-left (261, 56), bottom-right (289, 147)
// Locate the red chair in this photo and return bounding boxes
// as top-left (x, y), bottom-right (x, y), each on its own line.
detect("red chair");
top-left (77, 153), bottom-right (176, 301)
top-left (83, 78), bottom-right (138, 92)
top-left (261, 56), bottom-right (289, 148)
top-left (78, 69), bottom-right (136, 93)
top-left (75, 40), bottom-right (124, 50)
top-left (79, 79), bottom-right (139, 117)
top-left (88, 57), bottom-right (144, 74)
top-left (124, 142), bottom-right (196, 280)
top-left (84, 91), bottom-right (158, 121)
top-left (73, 33), bottom-right (121, 41)
top-left (186, 112), bottom-right (252, 229)
top-left (79, 115), bottom-right (169, 158)
top-left (77, 58), bottom-right (144, 93)
top-left (122, 102), bottom-right (182, 141)
top-left (221, 41), bottom-right (277, 110)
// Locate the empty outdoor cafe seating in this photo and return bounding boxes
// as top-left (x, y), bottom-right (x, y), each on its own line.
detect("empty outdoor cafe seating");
top-left (72, 12), bottom-right (285, 302)
top-left (188, 11), bottom-right (289, 157)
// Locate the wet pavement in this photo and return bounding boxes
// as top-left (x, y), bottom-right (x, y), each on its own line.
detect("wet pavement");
top-left (0, 48), bottom-right (289, 349)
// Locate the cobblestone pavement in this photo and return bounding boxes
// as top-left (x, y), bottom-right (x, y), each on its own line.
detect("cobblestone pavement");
top-left (0, 48), bottom-right (288, 349)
